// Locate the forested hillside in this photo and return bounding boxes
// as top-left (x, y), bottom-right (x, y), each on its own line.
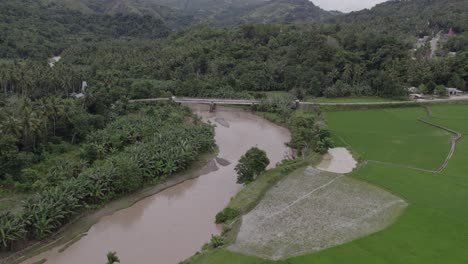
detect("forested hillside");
top-left (162, 0), bottom-right (336, 26)
top-left (42, 22), bottom-right (464, 100)
top-left (0, 0), bottom-right (169, 59)
top-left (328, 0), bottom-right (468, 37)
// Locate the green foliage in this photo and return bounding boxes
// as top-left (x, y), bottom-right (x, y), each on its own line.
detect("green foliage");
top-left (0, 104), bottom-right (215, 249)
top-left (0, 0), bottom-right (169, 59)
top-left (446, 34), bottom-right (468, 52)
top-left (435, 85), bottom-right (448, 96)
top-left (289, 111), bottom-right (333, 154)
top-left (209, 235), bottom-right (225, 249)
top-left (235, 147), bottom-right (270, 184)
top-left (215, 208), bottom-right (239, 224)
top-left (106, 251), bottom-right (120, 264)
top-left (450, 74), bottom-right (466, 91)
top-left (417, 84), bottom-right (428, 94)
top-left (0, 212), bottom-right (26, 250)
top-left (330, 0), bottom-right (468, 37)
top-left (0, 96), bottom-right (104, 181)
top-left (258, 95), bottom-right (294, 119)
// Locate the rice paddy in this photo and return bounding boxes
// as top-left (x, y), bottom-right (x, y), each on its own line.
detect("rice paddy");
top-left (188, 104), bottom-right (468, 264)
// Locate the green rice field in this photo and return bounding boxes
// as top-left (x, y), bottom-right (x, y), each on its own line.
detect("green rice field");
top-left (187, 104), bottom-right (468, 264)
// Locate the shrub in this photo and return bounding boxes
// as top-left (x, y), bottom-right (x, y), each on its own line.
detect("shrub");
top-left (209, 235), bottom-right (225, 248)
top-left (215, 207), bottom-right (239, 224)
top-left (435, 85), bottom-right (448, 96)
top-left (0, 212), bottom-right (26, 250)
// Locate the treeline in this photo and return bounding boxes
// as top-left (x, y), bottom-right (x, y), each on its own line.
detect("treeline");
top-left (56, 22), bottom-right (466, 100)
top-left (0, 61), bottom-right (85, 98)
top-left (0, 104), bottom-right (215, 250)
top-left (0, 96), bottom-right (104, 182)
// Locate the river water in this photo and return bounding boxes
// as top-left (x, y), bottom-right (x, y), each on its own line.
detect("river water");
top-left (316, 147), bottom-right (357, 174)
top-left (21, 105), bottom-right (291, 264)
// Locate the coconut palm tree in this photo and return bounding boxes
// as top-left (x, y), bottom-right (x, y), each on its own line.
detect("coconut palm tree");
top-left (19, 98), bottom-right (42, 150)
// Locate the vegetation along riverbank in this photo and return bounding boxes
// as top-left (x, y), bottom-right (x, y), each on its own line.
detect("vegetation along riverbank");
top-left (0, 102), bottom-right (216, 262)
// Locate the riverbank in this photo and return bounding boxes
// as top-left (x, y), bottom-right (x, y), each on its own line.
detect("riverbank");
top-left (17, 105), bottom-right (291, 264)
top-left (7, 151), bottom-right (217, 264)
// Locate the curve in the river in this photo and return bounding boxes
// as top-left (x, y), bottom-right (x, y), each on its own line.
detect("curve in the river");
top-left (21, 104), bottom-right (291, 264)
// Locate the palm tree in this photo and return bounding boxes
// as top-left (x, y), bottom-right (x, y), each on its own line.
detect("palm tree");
top-left (19, 98), bottom-right (42, 150)
top-left (37, 97), bottom-right (54, 138)
top-left (106, 251), bottom-right (120, 264)
top-left (45, 97), bottom-right (65, 136)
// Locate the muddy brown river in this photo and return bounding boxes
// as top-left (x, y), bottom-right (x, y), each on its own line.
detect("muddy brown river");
top-left (21, 105), bottom-right (291, 264)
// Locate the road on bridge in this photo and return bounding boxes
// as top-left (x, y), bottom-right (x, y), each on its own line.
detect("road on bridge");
top-left (129, 96), bottom-right (468, 107)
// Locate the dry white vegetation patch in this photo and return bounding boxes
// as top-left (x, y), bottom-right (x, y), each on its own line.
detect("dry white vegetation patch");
top-left (229, 167), bottom-right (407, 260)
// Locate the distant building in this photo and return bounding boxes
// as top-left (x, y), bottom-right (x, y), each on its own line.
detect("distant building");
top-left (447, 88), bottom-right (463, 96)
top-left (406, 87), bottom-right (418, 93)
top-left (409, 93), bottom-right (424, 99)
top-left (70, 92), bottom-right (85, 98)
top-left (82, 81), bottom-right (88, 92)
top-left (70, 81), bottom-right (87, 98)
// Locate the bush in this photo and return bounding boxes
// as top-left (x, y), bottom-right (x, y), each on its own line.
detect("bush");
top-left (0, 212), bottom-right (26, 250)
top-left (235, 147), bottom-right (270, 184)
top-left (435, 85), bottom-right (448, 96)
top-left (209, 235), bottom-right (225, 248)
top-left (215, 207), bottom-right (239, 224)
top-left (288, 111), bottom-right (333, 155)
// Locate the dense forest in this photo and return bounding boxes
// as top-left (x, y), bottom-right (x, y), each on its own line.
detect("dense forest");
top-left (0, 0), bottom-right (467, 254)
top-left (0, 0), bottom-right (170, 59)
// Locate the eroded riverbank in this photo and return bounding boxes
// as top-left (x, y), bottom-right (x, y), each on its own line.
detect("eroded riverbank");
top-left (19, 105), bottom-right (291, 264)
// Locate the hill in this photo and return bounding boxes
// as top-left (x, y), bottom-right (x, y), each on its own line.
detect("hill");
top-left (328, 0), bottom-right (468, 37)
top-left (44, 0), bottom-right (338, 26)
top-left (208, 0), bottom-right (335, 26)
top-left (0, 0), bottom-right (170, 59)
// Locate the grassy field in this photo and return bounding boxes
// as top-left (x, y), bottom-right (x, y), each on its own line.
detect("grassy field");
top-left (251, 92), bottom-right (401, 104)
top-left (304, 96), bottom-right (404, 103)
top-left (429, 104), bottom-right (468, 134)
top-left (187, 104), bottom-right (468, 264)
top-left (326, 107), bottom-right (451, 170)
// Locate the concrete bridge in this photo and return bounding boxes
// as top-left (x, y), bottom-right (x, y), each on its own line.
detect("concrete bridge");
top-left (129, 96), bottom-right (468, 112)
top-left (130, 97), bottom-right (300, 111)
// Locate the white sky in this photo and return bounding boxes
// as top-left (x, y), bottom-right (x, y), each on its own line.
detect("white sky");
top-left (312, 0), bottom-right (389, 12)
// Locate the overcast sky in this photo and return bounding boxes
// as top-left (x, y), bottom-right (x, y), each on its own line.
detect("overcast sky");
top-left (313, 0), bottom-right (388, 12)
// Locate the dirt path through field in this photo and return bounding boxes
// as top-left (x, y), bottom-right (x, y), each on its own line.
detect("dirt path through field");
top-left (417, 118), bottom-right (462, 173)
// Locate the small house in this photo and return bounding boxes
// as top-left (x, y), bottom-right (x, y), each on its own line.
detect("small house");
top-left (447, 88), bottom-right (463, 96)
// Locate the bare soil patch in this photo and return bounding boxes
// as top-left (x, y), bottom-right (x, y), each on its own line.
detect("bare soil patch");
top-left (229, 167), bottom-right (406, 260)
